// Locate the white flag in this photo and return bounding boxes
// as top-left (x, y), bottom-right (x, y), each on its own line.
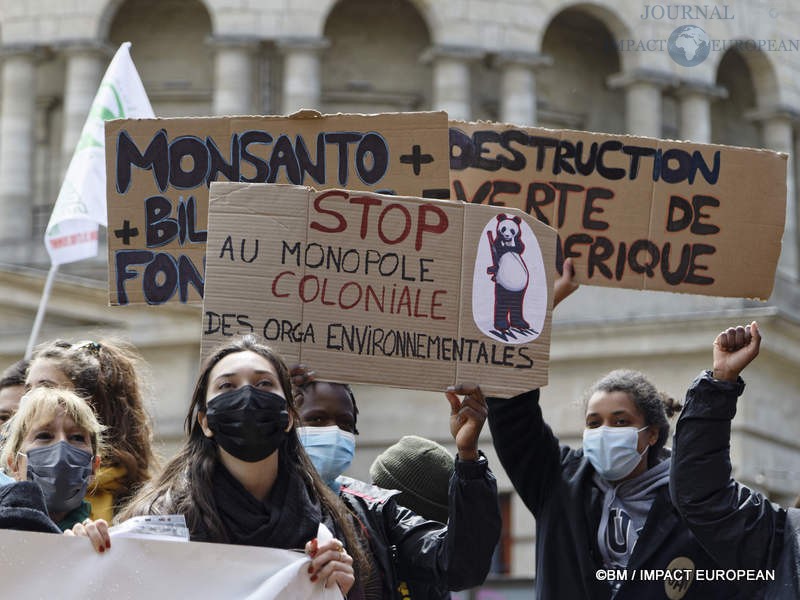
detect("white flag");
top-left (45, 42), bottom-right (154, 265)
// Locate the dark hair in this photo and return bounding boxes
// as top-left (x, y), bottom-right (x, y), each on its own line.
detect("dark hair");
top-left (0, 359), bottom-right (28, 390)
top-left (118, 336), bottom-right (371, 579)
top-left (30, 339), bottom-right (157, 507)
top-left (585, 369), bottom-right (682, 467)
top-left (295, 381), bottom-right (359, 435)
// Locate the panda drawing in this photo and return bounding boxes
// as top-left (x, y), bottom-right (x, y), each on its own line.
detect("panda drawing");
top-left (486, 214), bottom-right (532, 333)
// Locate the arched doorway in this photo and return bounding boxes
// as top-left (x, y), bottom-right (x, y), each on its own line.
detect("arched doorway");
top-left (107, 0), bottom-right (214, 117)
top-left (538, 5), bottom-right (626, 133)
top-left (711, 48), bottom-right (764, 147)
top-left (321, 0), bottom-right (432, 113)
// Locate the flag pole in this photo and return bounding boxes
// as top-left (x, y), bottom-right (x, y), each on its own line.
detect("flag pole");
top-left (25, 264), bottom-right (59, 359)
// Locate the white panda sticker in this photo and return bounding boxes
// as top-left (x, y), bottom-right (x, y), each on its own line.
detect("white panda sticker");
top-left (472, 214), bottom-right (547, 343)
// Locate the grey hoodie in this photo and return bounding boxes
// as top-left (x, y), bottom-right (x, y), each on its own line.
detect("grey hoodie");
top-left (593, 457), bottom-right (671, 571)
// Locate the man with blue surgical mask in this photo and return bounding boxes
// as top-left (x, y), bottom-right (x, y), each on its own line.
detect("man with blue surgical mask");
top-left (293, 380), bottom-right (357, 493)
top-left (292, 369), bottom-right (501, 600)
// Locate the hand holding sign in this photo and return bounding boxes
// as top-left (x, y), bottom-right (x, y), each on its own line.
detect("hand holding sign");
top-left (446, 384), bottom-right (488, 462)
top-left (305, 537), bottom-right (354, 594)
top-left (712, 321), bottom-right (761, 382)
top-left (65, 518), bottom-right (111, 554)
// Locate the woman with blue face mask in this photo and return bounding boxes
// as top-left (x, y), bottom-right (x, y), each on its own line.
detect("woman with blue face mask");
top-left (487, 369), bottom-right (760, 599)
top-left (293, 372), bottom-right (501, 600)
top-left (484, 261), bottom-right (753, 599)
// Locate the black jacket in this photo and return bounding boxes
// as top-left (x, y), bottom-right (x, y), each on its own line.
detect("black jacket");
top-left (487, 388), bottom-right (750, 599)
top-left (338, 454), bottom-right (501, 599)
top-left (0, 481), bottom-right (61, 534)
top-left (671, 372), bottom-right (800, 599)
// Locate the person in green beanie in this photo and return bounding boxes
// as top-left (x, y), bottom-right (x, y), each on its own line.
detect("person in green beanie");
top-left (369, 436), bottom-right (454, 526)
top-left (293, 373), bottom-right (501, 600)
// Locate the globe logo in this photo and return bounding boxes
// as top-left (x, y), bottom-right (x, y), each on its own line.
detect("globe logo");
top-left (668, 25), bottom-right (711, 67)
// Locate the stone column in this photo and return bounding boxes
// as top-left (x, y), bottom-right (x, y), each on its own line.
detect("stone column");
top-left (277, 37), bottom-right (329, 114)
top-left (608, 70), bottom-right (674, 138)
top-left (210, 36), bottom-right (260, 116)
top-left (676, 80), bottom-right (727, 143)
top-left (0, 46), bottom-right (39, 241)
top-left (753, 108), bottom-right (799, 280)
top-left (60, 42), bottom-right (108, 173)
top-left (422, 45), bottom-right (484, 122)
top-left (495, 51), bottom-right (552, 126)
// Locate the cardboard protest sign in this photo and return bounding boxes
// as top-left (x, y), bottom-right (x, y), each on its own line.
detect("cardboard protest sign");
top-left (449, 121), bottom-right (788, 299)
top-left (202, 183), bottom-right (556, 397)
top-left (0, 527), bottom-right (341, 599)
top-left (106, 111), bottom-right (451, 306)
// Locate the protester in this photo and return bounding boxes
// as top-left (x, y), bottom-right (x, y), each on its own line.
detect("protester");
top-left (294, 372), bottom-right (501, 599)
top-left (0, 359), bottom-right (28, 427)
top-left (26, 339), bottom-right (157, 520)
top-left (111, 336), bottom-right (368, 596)
top-left (1, 387), bottom-right (104, 535)
top-left (370, 435), bottom-right (454, 525)
top-left (671, 322), bottom-right (800, 598)
top-left (484, 262), bottom-right (750, 598)
top-left (0, 359), bottom-right (28, 485)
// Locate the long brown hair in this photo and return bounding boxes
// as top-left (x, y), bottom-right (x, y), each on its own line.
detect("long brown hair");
top-left (30, 339), bottom-right (157, 505)
top-left (118, 336), bottom-right (371, 578)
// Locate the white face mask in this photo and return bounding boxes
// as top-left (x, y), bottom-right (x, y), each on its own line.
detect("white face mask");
top-left (582, 425), bottom-right (649, 481)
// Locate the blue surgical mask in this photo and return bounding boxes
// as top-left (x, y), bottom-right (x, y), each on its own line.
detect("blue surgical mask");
top-left (297, 425), bottom-right (355, 492)
top-left (582, 426), bottom-right (648, 481)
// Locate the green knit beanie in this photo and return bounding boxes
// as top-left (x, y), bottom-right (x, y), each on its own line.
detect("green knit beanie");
top-left (369, 435), bottom-right (454, 524)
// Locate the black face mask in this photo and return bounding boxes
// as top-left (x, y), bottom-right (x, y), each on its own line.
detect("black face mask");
top-left (25, 441), bottom-right (94, 514)
top-left (205, 385), bottom-right (290, 462)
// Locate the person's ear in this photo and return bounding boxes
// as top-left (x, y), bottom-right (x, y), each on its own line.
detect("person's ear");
top-left (198, 412), bottom-right (213, 438)
top-left (91, 455), bottom-right (101, 475)
top-left (285, 413), bottom-right (294, 433)
top-left (7, 452), bottom-right (22, 481)
top-left (647, 426), bottom-right (658, 446)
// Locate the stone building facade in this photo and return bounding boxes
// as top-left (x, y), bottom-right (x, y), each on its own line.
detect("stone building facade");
top-left (1, 0), bottom-right (798, 587)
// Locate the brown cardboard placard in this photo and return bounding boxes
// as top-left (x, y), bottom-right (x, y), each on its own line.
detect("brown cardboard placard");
top-left (106, 111), bottom-right (451, 306)
top-left (449, 121), bottom-right (787, 299)
top-left (202, 183), bottom-right (557, 397)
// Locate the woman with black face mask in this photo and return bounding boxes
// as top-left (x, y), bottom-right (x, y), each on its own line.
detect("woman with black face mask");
top-left (1, 387), bottom-right (104, 533)
top-left (114, 336), bottom-right (373, 598)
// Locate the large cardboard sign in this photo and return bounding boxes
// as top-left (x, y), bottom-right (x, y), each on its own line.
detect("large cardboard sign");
top-left (106, 111), bottom-right (451, 306)
top-left (449, 121), bottom-right (788, 299)
top-left (202, 183), bottom-right (557, 397)
top-left (0, 528), bottom-right (341, 599)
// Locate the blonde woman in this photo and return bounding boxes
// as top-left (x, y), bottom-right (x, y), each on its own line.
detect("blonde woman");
top-left (2, 387), bottom-right (105, 542)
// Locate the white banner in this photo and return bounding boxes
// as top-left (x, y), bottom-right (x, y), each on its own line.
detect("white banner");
top-left (0, 525), bottom-right (343, 600)
top-left (45, 41), bottom-right (154, 265)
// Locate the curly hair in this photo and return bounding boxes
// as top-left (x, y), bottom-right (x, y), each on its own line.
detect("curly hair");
top-left (29, 339), bottom-right (157, 507)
